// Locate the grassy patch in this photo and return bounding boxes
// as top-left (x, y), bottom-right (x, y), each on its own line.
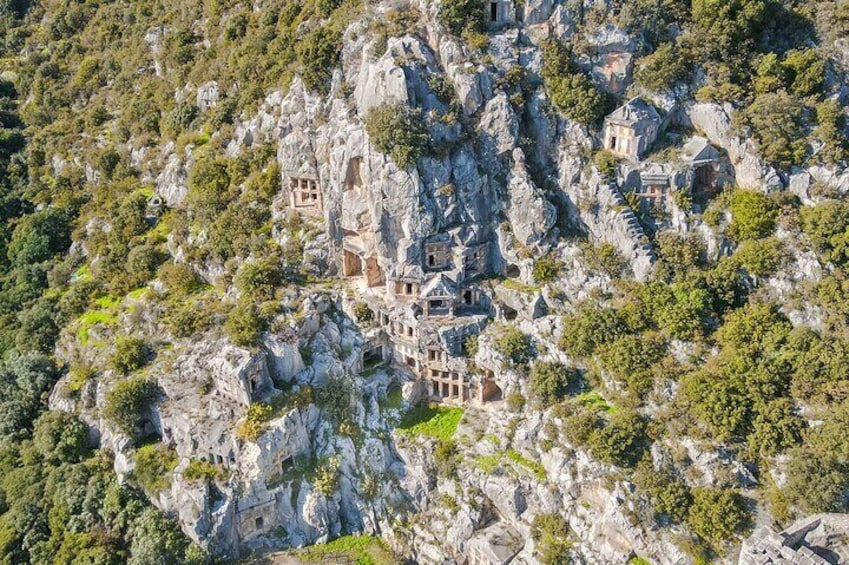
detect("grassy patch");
top-left (577, 390), bottom-right (614, 413)
top-left (506, 449), bottom-right (547, 480)
top-left (295, 534), bottom-right (395, 564)
top-left (397, 404), bottom-right (463, 441)
top-left (72, 264), bottom-right (92, 282)
top-left (502, 278), bottom-right (541, 293)
top-left (133, 443), bottom-right (178, 493)
top-left (476, 453), bottom-right (503, 473)
top-left (380, 386), bottom-right (404, 412)
top-left (475, 450), bottom-right (547, 481)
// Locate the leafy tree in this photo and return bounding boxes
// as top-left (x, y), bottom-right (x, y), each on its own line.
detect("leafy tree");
top-left (439, 0), bottom-right (485, 36)
top-left (531, 513), bottom-right (572, 565)
top-left (753, 53), bottom-right (790, 95)
top-left (728, 189), bottom-right (778, 241)
top-left (495, 326), bottom-right (534, 368)
top-left (103, 378), bottom-right (158, 434)
top-left (734, 237), bottom-right (786, 277)
top-left (0, 353), bottom-right (59, 438)
top-left (597, 333), bottom-right (666, 396)
top-left (364, 102), bottom-right (429, 169)
top-left (800, 200), bottom-right (849, 267)
top-left (225, 300), bottom-right (266, 347)
top-left (133, 443), bottom-right (178, 493)
top-left (533, 256), bottom-right (563, 284)
top-left (813, 99), bottom-right (849, 164)
top-left (32, 411), bottom-right (90, 464)
top-left (687, 488), bottom-right (750, 549)
top-left (186, 156), bottom-right (231, 221)
top-left (15, 296), bottom-right (60, 353)
top-left (560, 306), bottom-right (626, 357)
top-left (529, 362), bottom-right (579, 407)
top-left (587, 408), bottom-right (647, 467)
top-left (541, 40), bottom-right (607, 126)
top-left (234, 257), bottom-right (284, 301)
top-left (738, 92), bottom-right (807, 169)
top-left (127, 508), bottom-right (195, 565)
top-left (634, 43), bottom-right (689, 91)
top-left (633, 456), bottom-right (692, 523)
top-left (782, 48), bottom-right (826, 99)
top-left (747, 398), bottom-right (802, 457)
top-left (296, 27), bottom-right (340, 95)
top-left (654, 231), bottom-right (705, 282)
top-left (111, 337), bottom-right (148, 375)
top-left (680, 369), bottom-right (749, 441)
top-left (157, 262), bottom-right (202, 296)
top-left (688, 0), bottom-right (767, 75)
top-left (7, 208), bottom-right (71, 267)
top-left (548, 73), bottom-right (606, 127)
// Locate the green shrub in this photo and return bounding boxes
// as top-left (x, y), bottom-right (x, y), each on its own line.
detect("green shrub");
top-left (580, 242), bottom-right (626, 278)
top-left (548, 72), bottom-right (606, 127)
top-left (507, 391), bottom-right (526, 412)
top-left (364, 102), bottom-right (428, 169)
top-left (633, 456), bottom-right (692, 524)
top-left (134, 443), bottom-right (178, 493)
top-left (747, 398), bottom-right (803, 457)
top-left (32, 411), bottom-right (90, 464)
top-left (728, 189), bottom-right (777, 241)
top-left (463, 334), bottom-right (479, 358)
top-left (634, 43), bottom-right (689, 91)
top-left (313, 456), bottom-right (340, 496)
top-left (296, 27), bottom-right (340, 95)
top-left (111, 337), bottom-right (148, 375)
top-left (587, 408), bottom-right (648, 468)
top-left (593, 150), bottom-right (617, 179)
top-left (103, 378), bottom-right (159, 434)
top-left (737, 91), bottom-right (807, 169)
top-left (800, 201), bottom-right (849, 267)
top-left (433, 439), bottom-right (458, 477)
top-left (494, 326), bottom-right (534, 367)
top-left (353, 301), bottom-right (373, 324)
top-left (225, 300), bottom-right (266, 347)
top-left (157, 262), bottom-right (202, 295)
top-left (529, 362), bottom-right (579, 407)
top-left (183, 459), bottom-right (221, 482)
top-left (439, 0), bottom-right (485, 36)
top-left (531, 513), bottom-right (573, 565)
top-left (186, 156), bottom-right (231, 221)
top-left (686, 488), bottom-right (750, 549)
top-left (814, 100), bottom-right (849, 164)
top-left (734, 237), bottom-right (787, 277)
top-left (234, 257), bottom-right (283, 301)
top-left (236, 402), bottom-right (274, 441)
top-left (533, 256), bottom-right (563, 284)
top-left (560, 306), bottom-right (626, 358)
top-left (541, 40), bottom-right (607, 126)
top-left (597, 333), bottom-right (666, 396)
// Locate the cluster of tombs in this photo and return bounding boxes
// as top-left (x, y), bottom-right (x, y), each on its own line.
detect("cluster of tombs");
top-left (279, 102), bottom-right (724, 407)
top-left (278, 96), bottom-right (725, 407)
top-left (343, 225), bottom-right (506, 406)
top-left (602, 97), bottom-right (725, 213)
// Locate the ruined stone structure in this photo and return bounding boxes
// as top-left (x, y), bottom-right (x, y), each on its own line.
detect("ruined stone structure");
top-left (616, 135), bottom-right (724, 215)
top-left (288, 174), bottom-right (323, 216)
top-left (486, 0), bottom-right (516, 28)
top-left (334, 220), bottom-right (501, 405)
top-left (740, 514), bottom-right (849, 564)
top-left (602, 97), bottom-right (662, 160)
